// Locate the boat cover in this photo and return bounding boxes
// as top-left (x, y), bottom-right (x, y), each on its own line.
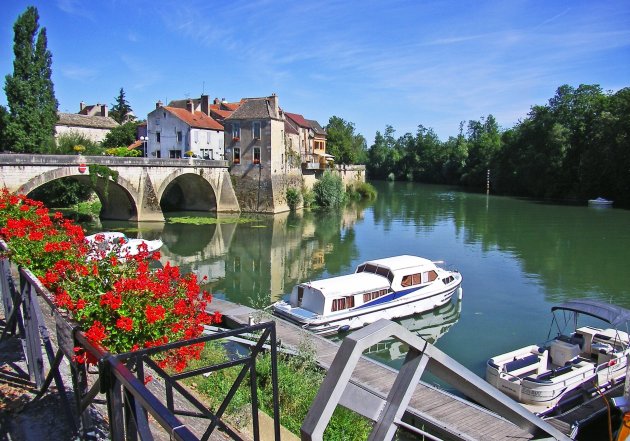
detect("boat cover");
top-left (552, 299), bottom-right (630, 327)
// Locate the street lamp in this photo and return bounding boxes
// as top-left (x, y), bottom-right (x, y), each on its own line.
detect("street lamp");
top-left (140, 136), bottom-right (148, 157)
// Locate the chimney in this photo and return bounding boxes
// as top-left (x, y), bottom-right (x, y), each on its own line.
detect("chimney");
top-left (269, 93), bottom-right (279, 117)
top-left (186, 99), bottom-right (194, 113)
top-left (100, 104), bottom-right (108, 118)
top-left (79, 101), bottom-right (85, 112)
top-left (156, 100), bottom-right (163, 109)
top-left (201, 95), bottom-right (209, 115)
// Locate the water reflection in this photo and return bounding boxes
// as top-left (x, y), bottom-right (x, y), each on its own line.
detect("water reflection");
top-left (352, 298), bottom-right (462, 369)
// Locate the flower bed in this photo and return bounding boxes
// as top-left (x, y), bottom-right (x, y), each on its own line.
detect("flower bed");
top-left (0, 188), bottom-right (221, 371)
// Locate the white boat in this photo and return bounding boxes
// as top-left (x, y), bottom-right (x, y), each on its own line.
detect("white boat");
top-left (271, 255), bottom-right (463, 336)
top-left (486, 299), bottom-right (630, 415)
top-left (85, 232), bottom-right (163, 260)
top-left (588, 197), bottom-right (613, 207)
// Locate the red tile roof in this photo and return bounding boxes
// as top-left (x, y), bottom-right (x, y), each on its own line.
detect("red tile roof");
top-left (127, 140), bottom-right (143, 150)
top-left (285, 112), bottom-right (310, 128)
top-left (210, 109), bottom-right (232, 120)
top-left (165, 106), bottom-right (224, 130)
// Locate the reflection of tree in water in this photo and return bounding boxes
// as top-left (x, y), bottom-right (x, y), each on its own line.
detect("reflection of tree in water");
top-left (161, 221), bottom-right (216, 256)
top-left (371, 181), bottom-right (630, 305)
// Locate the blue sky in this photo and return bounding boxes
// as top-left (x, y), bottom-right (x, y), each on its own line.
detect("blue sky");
top-left (1, 0), bottom-right (629, 143)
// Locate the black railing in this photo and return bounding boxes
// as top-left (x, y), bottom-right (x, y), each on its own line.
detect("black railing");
top-left (0, 241), bottom-right (280, 440)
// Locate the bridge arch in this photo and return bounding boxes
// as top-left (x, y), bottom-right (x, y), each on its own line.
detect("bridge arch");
top-left (157, 170), bottom-right (218, 213)
top-left (18, 167), bottom-right (142, 221)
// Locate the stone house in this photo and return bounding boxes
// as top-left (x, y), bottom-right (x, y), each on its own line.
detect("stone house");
top-left (146, 99), bottom-right (224, 159)
top-left (55, 103), bottom-right (119, 143)
top-left (223, 94), bottom-right (303, 213)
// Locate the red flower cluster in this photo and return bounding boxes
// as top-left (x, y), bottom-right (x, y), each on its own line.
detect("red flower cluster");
top-left (0, 188), bottom-right (222, 371)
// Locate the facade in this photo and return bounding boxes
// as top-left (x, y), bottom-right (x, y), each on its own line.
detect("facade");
top-left (146, 100), bottom-right (224, 159)
top-left (224, 94), bottom-right (303, 213)
top-left (55, 103), bottom-right (119, 143)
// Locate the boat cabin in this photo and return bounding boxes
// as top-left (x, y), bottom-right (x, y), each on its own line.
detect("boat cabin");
top-left (288, 255), bottom-right (446, 316)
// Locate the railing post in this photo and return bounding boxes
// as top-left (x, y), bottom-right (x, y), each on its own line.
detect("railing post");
top-left (103, 356), bottom-right (126, 441)
top-left (20, 275), bottom-right (45, 387)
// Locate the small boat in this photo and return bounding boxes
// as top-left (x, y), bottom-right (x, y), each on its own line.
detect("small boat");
top-left (486, 299), bottom-right (630, 416)
top-left (85, 232), bottom-right (163, 260)
top-left (588, 197), bottom-right (613, 207)
top-left (271, 255), bottom-right (463, 336)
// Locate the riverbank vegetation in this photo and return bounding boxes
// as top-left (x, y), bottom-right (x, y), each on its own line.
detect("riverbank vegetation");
top-left (367, 84), bottom-right (630, 207)
top-left (186, 339), bottom-right (372, 439)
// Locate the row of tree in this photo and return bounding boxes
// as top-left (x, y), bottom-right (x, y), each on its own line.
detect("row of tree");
top-left (0, 7), bottom-right (137, 154)
top-left (364, 84), bottom-right (630, 206)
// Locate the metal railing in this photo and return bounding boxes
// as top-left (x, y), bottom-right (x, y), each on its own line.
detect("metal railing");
top-left (0, 241), bottom-right (280, 440)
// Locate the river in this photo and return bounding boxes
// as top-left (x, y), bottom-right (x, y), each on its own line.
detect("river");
top-left (88, 181), bottom-right (630, 381)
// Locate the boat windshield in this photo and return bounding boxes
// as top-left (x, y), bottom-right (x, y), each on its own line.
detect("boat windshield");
top-left (356, 264), bottom-right (394, 283)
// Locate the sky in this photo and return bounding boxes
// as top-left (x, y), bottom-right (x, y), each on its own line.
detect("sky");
top-left (1, 0), bottom-right (629, 143)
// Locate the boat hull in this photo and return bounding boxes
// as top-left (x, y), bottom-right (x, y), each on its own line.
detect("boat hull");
top-left (274, 284), bottom-right (461, 336)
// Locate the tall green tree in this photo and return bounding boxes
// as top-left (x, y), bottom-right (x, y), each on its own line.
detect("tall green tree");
top-left (109, 87), bottom-right (134, 124)
top-left (325, 116), bottom-right (366, 164)
top-left (3, 6), bottom-right (58, 153)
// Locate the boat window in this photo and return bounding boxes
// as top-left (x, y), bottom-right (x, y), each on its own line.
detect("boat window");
top-left (376, 267), bottom-right (390, 277)
top-left (422, 271), bottom-right (438, 283)
top-left (356, 264), bottom-right (366, 273)
top-left (347, 296), bottom-right (355, 308)
top-left (365, 264), bottom-right (378, 274)
top-left (401, 273), bottom-right (421, 287)
top-left (297, 286), bottom-right (304, 306)
top-left (442, 276), bottom-right (454, 284)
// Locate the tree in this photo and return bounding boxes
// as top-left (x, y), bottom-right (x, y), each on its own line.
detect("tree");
top-left (109, 87), bottom-right (134, 124)
top-left (325, 116), bottom-right (366, 164)
top-left (101, 121), bottom-right (138, 148)
top-left (3, 6), bottom-right (58, 153)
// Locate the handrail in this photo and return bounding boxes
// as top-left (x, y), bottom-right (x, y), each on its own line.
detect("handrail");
top-left (0, 241), bottom-right (280, 440)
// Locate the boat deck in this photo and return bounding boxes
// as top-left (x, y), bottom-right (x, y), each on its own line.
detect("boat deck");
top-left (210, 298), bottom-right (548, 440)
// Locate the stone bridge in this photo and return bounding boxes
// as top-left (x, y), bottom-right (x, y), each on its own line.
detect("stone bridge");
top-left (0, 154), bottom-right (240, 221)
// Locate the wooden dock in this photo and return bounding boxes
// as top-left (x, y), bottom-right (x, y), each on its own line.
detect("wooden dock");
top-left (209, 298), bottom-right (553, 440)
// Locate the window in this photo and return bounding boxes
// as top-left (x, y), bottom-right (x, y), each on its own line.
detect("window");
top-left (253, 121), bottom-right (261, 139)
top-left (169, 150), bottom-right (181, 159)
top-left (200, 149), bottom-right (213, 160)
top-left (155, 118), bottom-right (160, 126)
top-left (253, 147), bottom-right (261, 164)
top-left (177, 131), bottom-right (183, 143)
top-left (232, 123), bottom-right (240, 140)
top-left (233, 147), bottom-right (240, 164)
top-left (194, 130), bottom-right (199, 143)
top-left (156, 151), bottom-right (161, 158)
top-left (423, 271), bottom-right (438, 283)
top-left (156, 132), bottom-right (161, 143)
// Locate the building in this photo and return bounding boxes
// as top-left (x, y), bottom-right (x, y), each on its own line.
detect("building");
top-left (55, 103), bottom-right (119, 143)
top-left (223, 94), bottom-right (303, 213)
top-left (146, 98), bottom-right (225, 159)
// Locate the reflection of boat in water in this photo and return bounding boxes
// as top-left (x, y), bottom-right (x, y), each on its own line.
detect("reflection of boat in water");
top-left (272, 255), bottom-right (463, 336)
top-left (486, 299), bottom-right (630, 416)
top-left (85, 232), bottom-right (163, 260)
top-left (362, 298), bottom-right (462, 361)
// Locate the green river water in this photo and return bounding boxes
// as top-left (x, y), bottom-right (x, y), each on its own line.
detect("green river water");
top-left (89, 181), bottom-right (630, 382)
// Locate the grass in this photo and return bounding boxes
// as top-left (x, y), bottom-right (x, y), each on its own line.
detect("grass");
top-left (166, 216), bottom-right (258, 225)
top-left (183, 340), bottom-right (373, 440)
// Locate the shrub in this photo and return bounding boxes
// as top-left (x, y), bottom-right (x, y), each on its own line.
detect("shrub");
top-left (302, 189), bottom-right (316, 208)
top-left (312, 171), bottom-right (345, 208)
top-left (105, 146), bottom-right (141, 157)
top-left (286, 187), bottom-right (301, 211)
top-left (347, 181), bottom-right (377, 201)
top-left (56, 132), bottom-right (103, 155)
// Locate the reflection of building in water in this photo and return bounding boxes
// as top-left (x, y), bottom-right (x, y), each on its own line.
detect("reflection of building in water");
top-left (363, 299), bottom-right (462, 361)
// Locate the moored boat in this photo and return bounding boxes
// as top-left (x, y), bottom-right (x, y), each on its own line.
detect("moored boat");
top-left (486, 299), bottom-right (630, 415)
top-left (588, 197), bottom-right (613, 207)
top-left (271, 255), bottom-right (462, 336)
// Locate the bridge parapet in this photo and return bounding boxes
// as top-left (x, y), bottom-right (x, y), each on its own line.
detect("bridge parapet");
top-left (0, 154), bottom-right (239, 221)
